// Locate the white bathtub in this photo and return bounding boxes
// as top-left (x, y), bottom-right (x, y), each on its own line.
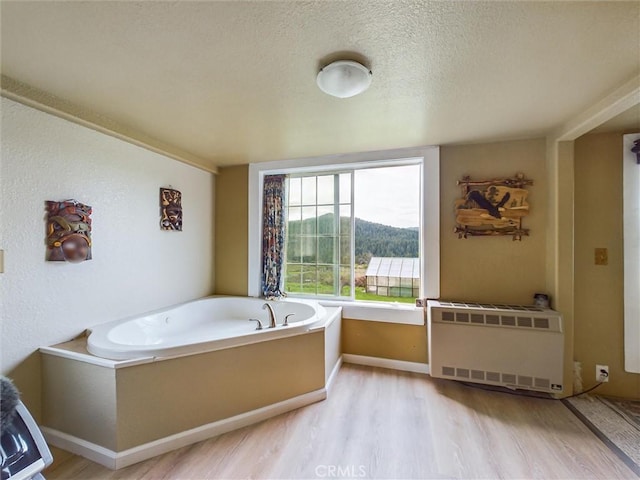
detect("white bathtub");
top-left (87, 296), bottom-right (327, 360)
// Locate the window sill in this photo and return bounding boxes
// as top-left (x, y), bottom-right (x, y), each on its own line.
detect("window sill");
top-left (317, 299), bottom-right (425, 325)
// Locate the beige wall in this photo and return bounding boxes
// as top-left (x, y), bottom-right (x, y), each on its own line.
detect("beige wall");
top-left (574, 132), bottom-right (640, 398)
top-left (214, 165), bottom-right (249, 296)
top-left (116, 332), bottom-right (324, 450)
top-left (440, 139), bottom-right (548, 304)
top-left (342, 320), bottom-right (428, 363)
top-left (216, 139), bottom-right (548, 365)
top-left (42, 356), bottom-right (118, 449)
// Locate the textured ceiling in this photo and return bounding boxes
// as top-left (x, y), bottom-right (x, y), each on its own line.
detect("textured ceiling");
top-left (1, 1), bottom-right (639, 170)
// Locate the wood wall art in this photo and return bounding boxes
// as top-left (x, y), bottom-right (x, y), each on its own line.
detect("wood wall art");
top-left (45, 200), bottom-right (92, 262)
top-left (454, 173), bottom-right (533, 241)
top-left (160, 188), bottom-right (182, 231)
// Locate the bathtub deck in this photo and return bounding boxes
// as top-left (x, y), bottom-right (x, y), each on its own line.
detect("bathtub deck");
top-left (46, 363), bottom-right (635, 480)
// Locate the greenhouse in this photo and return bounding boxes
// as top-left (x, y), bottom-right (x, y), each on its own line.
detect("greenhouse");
top-left (365, 257), bottom-right (420, 298)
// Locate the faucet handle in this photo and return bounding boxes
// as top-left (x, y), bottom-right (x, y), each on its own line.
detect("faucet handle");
top-left (249, 318), bottom-right (264, 330)
top-left (283, 313), bottom-right (295, 327)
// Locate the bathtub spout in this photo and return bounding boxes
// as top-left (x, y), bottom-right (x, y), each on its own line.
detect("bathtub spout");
top-left (263, 303), bottom-right (277, 328)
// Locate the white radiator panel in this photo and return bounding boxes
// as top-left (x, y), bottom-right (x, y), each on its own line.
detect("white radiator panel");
top-left (428, 300), bottom-right (564, 393)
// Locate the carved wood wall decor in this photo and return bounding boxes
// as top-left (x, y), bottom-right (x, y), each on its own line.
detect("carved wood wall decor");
top-left (160, 188), bottom-right (182, 231)
top-left (45, 200), bottom-right (92, 262)
top-left (455, 173), bottom-right (533, 241)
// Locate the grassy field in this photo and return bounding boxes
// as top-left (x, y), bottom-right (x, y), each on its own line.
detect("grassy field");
top-left (354, 288), bottom-right (415, 304)
top-left (285, 282), bottom-right (415, 304)
top-left (285, 263), bottom-right (416, 304)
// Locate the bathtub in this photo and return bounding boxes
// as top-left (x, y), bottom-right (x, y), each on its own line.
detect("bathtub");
top-left (87, 296), bottom-right (327, 360)
top-left (41, 300), bottom-right (342, 469)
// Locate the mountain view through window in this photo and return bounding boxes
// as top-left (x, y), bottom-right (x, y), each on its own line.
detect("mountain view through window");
top-left (284, 164), bottom-right (420, 303)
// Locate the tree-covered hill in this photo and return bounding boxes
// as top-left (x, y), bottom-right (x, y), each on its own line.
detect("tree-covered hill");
top-left (288, 214), bottom-right (419, 264)
top-left (355, 218), bottom-right (419, 261)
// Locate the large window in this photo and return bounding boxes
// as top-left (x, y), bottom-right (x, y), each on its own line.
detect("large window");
top-left (284, 164), bottom-right (421, 303)
top-left (248, 147), bottom-right (440, 323)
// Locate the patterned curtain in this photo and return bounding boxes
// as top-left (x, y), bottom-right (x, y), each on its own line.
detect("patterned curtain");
top-left (262, 175), bottom-right (287, 299)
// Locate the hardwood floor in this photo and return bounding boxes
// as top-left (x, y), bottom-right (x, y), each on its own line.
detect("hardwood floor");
top-left (47, 364), bottom-right (636, 479)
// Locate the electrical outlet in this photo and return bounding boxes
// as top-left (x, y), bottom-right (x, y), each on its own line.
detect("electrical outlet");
top-left (596, 364), bottom-right (609, 383)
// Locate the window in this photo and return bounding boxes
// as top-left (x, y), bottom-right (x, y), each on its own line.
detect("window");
top-left (248, 147), bottom-right (440, 321)
top-left (281, 163), bottom-right (422, 303)
top-left (285, 173), bottom-right (353, 298)
top-left (284, 162), bottom-right (421, 303)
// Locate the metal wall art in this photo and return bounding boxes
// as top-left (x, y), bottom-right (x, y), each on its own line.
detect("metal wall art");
top-left (160, 188), bottom-right (182, 231)
top-left (45, 200), bottom-right (92, 262)
top-left (454, 173), bottom-right (533, 241)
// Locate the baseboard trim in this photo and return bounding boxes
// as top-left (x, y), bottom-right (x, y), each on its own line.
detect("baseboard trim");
top-left (43, 388), bottom-right (327, 470)
top-left (326, 355), bottom-right (343, 394)
top-left (41, 427), bottom-right (118, 469)
top-left (342, 354), bottom-right (430, 374)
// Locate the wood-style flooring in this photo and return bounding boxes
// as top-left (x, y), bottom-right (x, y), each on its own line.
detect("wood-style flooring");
top-left (47, 364), bottom-right (637, 479)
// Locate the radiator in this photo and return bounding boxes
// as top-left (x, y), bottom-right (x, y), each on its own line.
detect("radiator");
top-left (427, 300), bottom-right (564, 393)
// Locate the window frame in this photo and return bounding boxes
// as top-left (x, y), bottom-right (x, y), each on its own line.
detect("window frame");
top-left (248, 147), bottom-right (440, 325)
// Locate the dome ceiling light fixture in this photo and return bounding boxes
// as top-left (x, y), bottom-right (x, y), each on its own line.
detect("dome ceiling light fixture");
top-left (316, 60), bottom-right (372, 99)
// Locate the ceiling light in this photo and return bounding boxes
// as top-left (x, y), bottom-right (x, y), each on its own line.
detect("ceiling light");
top-left (316, 60), bottom-right (372, 98)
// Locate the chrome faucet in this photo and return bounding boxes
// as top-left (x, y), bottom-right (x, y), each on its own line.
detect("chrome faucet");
top-left (249, 318), bottom-right (264, 330)
top-left (263, 303), bottom-right (277, 328)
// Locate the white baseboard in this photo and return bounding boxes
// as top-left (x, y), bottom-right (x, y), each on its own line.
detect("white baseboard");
top-left (42, 427), bottom-right (118, 469)
top-left (326, 355), bottom-right (343, 394)
top-left (342, 354), bottom-right (430, 374)
top-left (43, 388), bottom-right (327, 470)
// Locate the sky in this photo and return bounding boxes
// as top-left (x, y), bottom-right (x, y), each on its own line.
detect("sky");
top-left (354, 164), bottom-right (420, 229)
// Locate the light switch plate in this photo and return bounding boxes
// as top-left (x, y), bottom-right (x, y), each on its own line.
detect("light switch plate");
top-left (595, 248), bottom-right (608, 265)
